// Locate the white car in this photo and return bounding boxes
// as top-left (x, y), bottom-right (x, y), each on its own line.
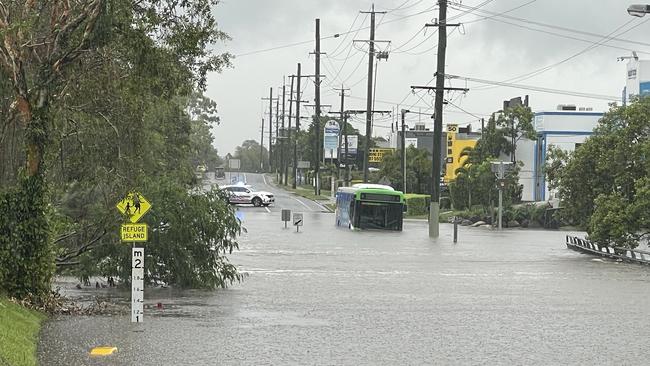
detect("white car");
top-left (221, 184), bottom-right (275, 207)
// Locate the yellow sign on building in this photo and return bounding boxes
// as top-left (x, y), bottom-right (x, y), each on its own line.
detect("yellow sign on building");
top-left (116, 192), bottom-right (151, 223)
top-left (444, 126), bottom-right (478, 183)
top-left (121, 223), bottom-right (148, 242)
top-left (368, 148), bottom-right (394, 163)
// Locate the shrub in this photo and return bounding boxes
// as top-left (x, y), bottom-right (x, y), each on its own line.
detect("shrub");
top-left (405, 194), bottom-right (430, 216)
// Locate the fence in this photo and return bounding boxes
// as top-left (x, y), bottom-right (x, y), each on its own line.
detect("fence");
top-left (565, 235), bottom-right (650, 265)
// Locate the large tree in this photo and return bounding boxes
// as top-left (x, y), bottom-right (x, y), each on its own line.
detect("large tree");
top-left (0, 0), bottom-right (235, 300)
top-left (546, 97), bottom-right (650, 248)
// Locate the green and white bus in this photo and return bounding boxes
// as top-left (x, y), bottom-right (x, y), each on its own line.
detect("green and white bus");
top-left (335, 184), bottom-right (406, 231)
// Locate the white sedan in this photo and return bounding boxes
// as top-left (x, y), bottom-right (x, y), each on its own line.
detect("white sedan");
top-left (221, 184), bottom-right (275, 207)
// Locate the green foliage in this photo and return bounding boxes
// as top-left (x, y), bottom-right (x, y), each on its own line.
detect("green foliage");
top-left (0, 176), bottom-right (54, 301)
top-left (78, 181), bottom-right (244, 288)
top-left (0, 0), bottom-right (241, 297)
top-left (234, 139), bottom-right (269, 172)
top-left (471, 105), bottom-right (535, 162)
top-left (379, 146), bottom-right (431, 193)
top-left (550, 97), bottom-right (650, 247)
top-left (449, 160), bottom-right (522, 212)
top-left (404, 194), bottom-right (430, 216)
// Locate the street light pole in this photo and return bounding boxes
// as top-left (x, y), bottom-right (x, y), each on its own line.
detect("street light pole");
top-left (401, 109), bottom-right (409, 193)
top-left (628, 4), bottom-right (650, 16)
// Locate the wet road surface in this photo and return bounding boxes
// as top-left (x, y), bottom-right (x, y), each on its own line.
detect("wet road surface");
top-left (39, 174), bottom-right (650, 365)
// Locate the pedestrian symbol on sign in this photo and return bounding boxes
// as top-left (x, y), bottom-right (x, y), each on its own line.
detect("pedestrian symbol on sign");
top-left (116, 192), bottom-right (151, 223)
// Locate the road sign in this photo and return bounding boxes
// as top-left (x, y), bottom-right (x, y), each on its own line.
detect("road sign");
top-left (293, 213), bottom-right (303, 233)
top-left (228, 158), bottom-right (241, 170)
top-left (297, 160), bottom-right (310, 169)
top-left (282, 209), bottom-right (291, 222)
top-left (293, 213), bottom-right (303, 226)
top-left (116, 192), bottom-right (151, 223)
top-left (282, 209), bottom-right (291, 229)
top-left (131, 247), bottom-right (144, 323)
top-left (121, 224), bottom-right (148, 242)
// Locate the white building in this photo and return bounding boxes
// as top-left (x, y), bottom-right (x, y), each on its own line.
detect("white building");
top-left (624, 58), bottom-right (650, 103)
top-left (518, 106), bottom-right (603, 202)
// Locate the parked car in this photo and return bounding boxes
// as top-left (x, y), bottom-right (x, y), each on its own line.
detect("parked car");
top-left (220, 184), bottom-right (274, 207)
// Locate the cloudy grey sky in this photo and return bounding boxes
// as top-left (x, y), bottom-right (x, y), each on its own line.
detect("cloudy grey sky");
top-left (205, 0), bottom-right (649, 155)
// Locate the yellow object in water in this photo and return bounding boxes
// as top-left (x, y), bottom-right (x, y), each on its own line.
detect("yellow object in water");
top-left (90, 346), bottom-right (118, 356)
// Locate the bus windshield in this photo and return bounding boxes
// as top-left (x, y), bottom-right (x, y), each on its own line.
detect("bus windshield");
top-left (357, 202), bottom-right (403, 231)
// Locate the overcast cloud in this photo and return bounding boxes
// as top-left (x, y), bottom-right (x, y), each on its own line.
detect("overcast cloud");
top-left (205, 0), bottom-right (649, 155)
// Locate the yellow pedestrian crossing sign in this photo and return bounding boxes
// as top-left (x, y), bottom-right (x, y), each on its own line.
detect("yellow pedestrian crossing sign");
top-left (116, 192), bottom-right (151, 223)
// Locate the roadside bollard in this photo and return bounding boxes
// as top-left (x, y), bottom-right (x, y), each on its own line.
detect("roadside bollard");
top-left (453, 216), bottom-right (458, 243)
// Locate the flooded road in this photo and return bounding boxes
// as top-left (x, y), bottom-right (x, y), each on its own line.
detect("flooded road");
top-left (39, 175), bottom-right (650, 365)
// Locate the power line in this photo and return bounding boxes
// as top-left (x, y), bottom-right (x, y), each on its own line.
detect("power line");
top-left (454, 2), bottom-right (650, 48)
top-left (473, 18), bottom-right (647, 90)
top-left (474, 15), bottom-right (650, 56)
top-left (445, 74), bottom-right (622, 101)
top-left (234, 5), bottom-right (437, 58)
top-left (446, 0), bottom-right (498, 22)
top-left (328, 13), bottom-right (362, 57)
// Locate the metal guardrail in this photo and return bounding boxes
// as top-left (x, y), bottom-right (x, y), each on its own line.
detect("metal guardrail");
top-left (566, 235), bottom-right (650, 265)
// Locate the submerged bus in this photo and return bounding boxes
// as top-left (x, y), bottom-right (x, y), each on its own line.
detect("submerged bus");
top-left (335, 184), bottom-right (406, 231)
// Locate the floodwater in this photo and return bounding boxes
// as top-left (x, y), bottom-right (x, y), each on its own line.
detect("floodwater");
top-left (38, 176), bottom-right (650, 365)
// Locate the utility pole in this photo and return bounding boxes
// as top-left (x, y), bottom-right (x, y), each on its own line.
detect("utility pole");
top-left (260, 118), bottom-right (265, 171)
top-left (275, 96), bottom-right (280, 175)
top-left (343, 111), bottom-right (350, 185)
top-left (313, 18), bottom-right (323, 196)
top-left (359, 5), bottom-right (386, 183)
top-left (261, 90), bottom-right (278, 172)
top-left (401, 109), bottom-right (409, 193)
top-left (268, 88), bottom-right (273, 171)
top-left (333, 85), bottom-right (349, 185)
top-left (290, 66), bottom-right (317, 188)
top-left (286, 75), bottom-right (295, 186)
top-left (294, 63), bottom-right (301, 189)
top-left (280, 79), bottom-right (286, 184)
top-left (418, 0), bottom-right (463, 238)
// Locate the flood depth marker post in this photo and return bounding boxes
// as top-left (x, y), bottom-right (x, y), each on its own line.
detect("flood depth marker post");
top-left (116, 192), bottom-right (151, 323)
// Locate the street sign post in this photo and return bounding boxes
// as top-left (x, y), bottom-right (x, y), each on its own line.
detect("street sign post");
top-left (228, 158), bottom-right (241, 183)
top-left (293, 213), bottom-right (303, 232)
top-left (116, 191), bottom-right (151, 323)
top-left (281, 209), bottom-right (291, 228)
top-left (490, 162), bottom-right (513, 230)
top-left (131, 247), bottom-right (144, 323)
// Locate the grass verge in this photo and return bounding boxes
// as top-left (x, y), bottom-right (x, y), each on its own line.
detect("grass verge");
top-left (0, 297), bottom-right (45, 366)
top-left (280, 184), bottom-right (332, 202)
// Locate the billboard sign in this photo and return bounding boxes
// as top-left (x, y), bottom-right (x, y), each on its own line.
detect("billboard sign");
top-left (324, 120), bottom-right (340, 159)
top-left (405, 138), bottom-right (418, 148)
top-left (340, 135), bottom-right (358, 156)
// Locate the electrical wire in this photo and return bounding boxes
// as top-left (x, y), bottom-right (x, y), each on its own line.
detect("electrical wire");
top-left (472, 18), bottom-right (647, 90)
top-left (454, 2), bottom-right (650, 48)
top-left (328, 13), bottom-right (362, 57)
top-left (446, 0), bottom-right (498, 22)
top-left (446, 74), bottom-right (622, 101)
top-left (235, 5), bottom-right (437, 58)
